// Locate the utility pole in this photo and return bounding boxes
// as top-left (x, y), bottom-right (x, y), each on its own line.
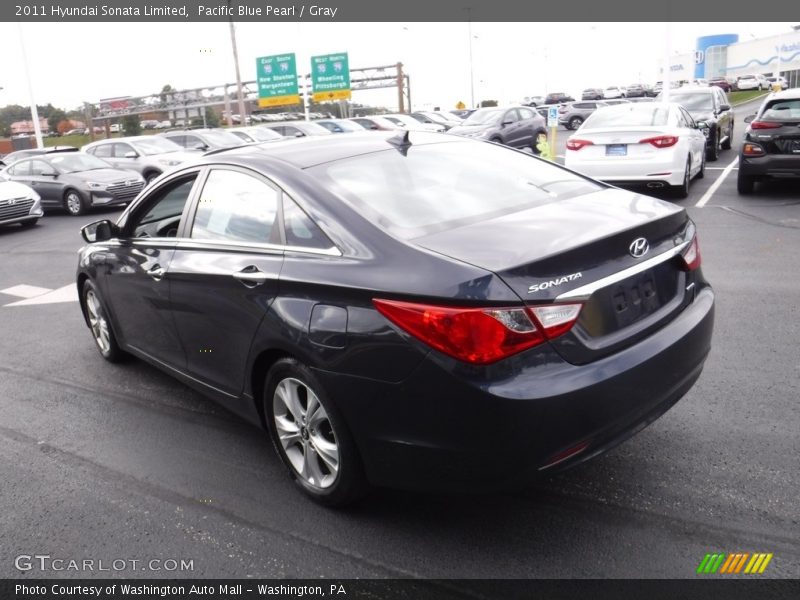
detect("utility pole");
top-left (396, 62), bottom-right (405, 113)
top-left (467, 10), bottom-right (475, 109)
top-left (227, 1), bottom-right (247, 125)
top-left (17, 23), bottom-right (44, 149)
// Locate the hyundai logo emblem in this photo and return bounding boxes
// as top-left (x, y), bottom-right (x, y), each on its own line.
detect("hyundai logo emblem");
top-left (629, 237), bottom-right (649, 258)
top-left (7, 198), bottom-right (17, 206)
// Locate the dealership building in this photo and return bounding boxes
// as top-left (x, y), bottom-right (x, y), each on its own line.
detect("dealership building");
top-left (661, 29), bottom-right (800, 88)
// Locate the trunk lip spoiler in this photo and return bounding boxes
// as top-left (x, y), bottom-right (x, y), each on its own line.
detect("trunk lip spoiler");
top-left (555, 240), bottom-right (691, 302)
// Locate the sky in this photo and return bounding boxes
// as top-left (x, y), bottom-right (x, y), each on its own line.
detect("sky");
top-left (0, 21), bottom-right (795, 112)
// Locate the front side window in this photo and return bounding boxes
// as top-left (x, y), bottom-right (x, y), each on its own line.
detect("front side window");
top-left (112, 143), bottom-right (135, 158)
top-left (29, 160), bottom-right (53, 176)
top-left (130, 176), bottom-right (197, 238)
top-left (191, 169), bottom-right (280, 245)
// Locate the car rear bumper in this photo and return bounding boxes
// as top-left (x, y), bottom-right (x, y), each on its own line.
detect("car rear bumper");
top-left (740, 154), bottom-right (800, 179)
top-left (566, 155), bottom-right (685, 186)
top-left (318, 286), bottom-right (715, 491)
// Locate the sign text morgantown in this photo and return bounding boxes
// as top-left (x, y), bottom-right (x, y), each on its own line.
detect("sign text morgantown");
top-left (51, 5), bottom-right (189, 17)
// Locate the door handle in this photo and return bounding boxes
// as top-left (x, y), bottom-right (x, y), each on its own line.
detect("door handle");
top-left (147, 265), bottom-right (166, 281)
top-left (233, 266), bottom-right (270, 287)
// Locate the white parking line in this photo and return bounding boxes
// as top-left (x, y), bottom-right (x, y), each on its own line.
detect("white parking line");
top-left (2, 284), bottom-right (78, 307)
top-left (696, 156), bottom-right (739, 208)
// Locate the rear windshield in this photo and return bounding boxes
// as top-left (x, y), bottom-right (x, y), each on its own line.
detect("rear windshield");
top-left (584, 105), bottom-right (670, 128)
top-left (761, 99), bottom-right (800, 121)
top-left (308, 139), bottom-right (602, 238)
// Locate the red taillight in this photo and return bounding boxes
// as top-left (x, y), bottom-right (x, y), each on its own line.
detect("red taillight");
top-left (742, 143), bottom-right (766, 157)
top-left (640, 135), bottom-right (679, 148)
top-left (750, 121), bottom-right (781, 130)
top-left (372, 299), bottom-right (583, 365)
top-left (680, 235), bottom-right (701, 271)
top-left (566, 139), bottom-right (594, 151)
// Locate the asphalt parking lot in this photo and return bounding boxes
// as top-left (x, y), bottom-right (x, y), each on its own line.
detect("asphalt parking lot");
top-left (1, 99), bottom-right (798, 582)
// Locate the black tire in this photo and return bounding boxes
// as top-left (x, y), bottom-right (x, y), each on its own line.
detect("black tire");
top-left (264, 358), bottom-right (368, 507)
top-left (489, 136), bottom-right (502, 145)
top-left (20, 218), bottom-right (39, 228)
top-left (568, 116), bottom-right (583, 130)
top-left (81, 280), bottom-right (126, 362)
top-left (63, 189), bottom-right (87, 216)
top-left (672, 157), bottom-right (691, 199)
top-left (697, 150), bottom-right (706, 179)
top-left (706, 129), bottom-right (720, 161)
top-left (721, 123), bottom-right (733, 150)
top-left (737, 171), bottom-right (755, 194)
top-left (144, 171), bottom-right (161, 184)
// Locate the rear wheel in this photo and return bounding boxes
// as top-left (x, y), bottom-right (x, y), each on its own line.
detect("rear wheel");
top-left (737, 171), bottom-right (755, 194)
top-left (706, 129), bottom-right (720, 161)
top-left (672, 157), bottom-right (691, 199)
top-left (568, 116), bottom-right (583, 130)
top-left (265, 358), bottom-right (368, 507)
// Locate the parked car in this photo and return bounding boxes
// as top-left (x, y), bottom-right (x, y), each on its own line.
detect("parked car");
top-left (63, 128), bottom-right (86, 136)
top-left (558, 101), bottom-right (608, 130)
top-left (449, 106), bottom-right (547, 152)
top-left (262, 121), bottom-right (333, 138)
top-left (315, 119), bottom-right (366, 134)
top-left (581, 88), bottom-right (604, 100)
top-left (160, 128), bottom-right (244, 151)
top-left (736, 74), bottom-right (769, 91)
top-left (737, 88), bottom-right (800, 194)
top-left (625, 84), bottom-right (647, 98)
top-left (657, 85), bottom-right (734, 161)
top-left (603, 86), bottom-right (625, 99)
top-left (522, 95), bottom-right (545, 106)
top-left (708, 77), bottom-right (732, 92)
top-left (601, 99), bottom-right (632, 106)
top-left (382, 114), bottom-right (445, 132)
top-left (765, 76), bottom-right (789, 91)
top-left (0, 180), bottom-right (43, 228)
top-left (350, 116), bottom-right (402, 131)
top-left (109, 124), bottom-right (121, 133)
top-left (0, 146), bottom-right (79, 165)
top-left (564, 102), bottom-right (708, 198)
top-left (544, 92), bottom-right (575, 105)
top-left (83, 136), bottom-right (200, 183)
top-left (227, 126), bottom-right (285, 143)
top-left (450, 109), bottom-right (477, 119)
top-left (1, 152), bottom-right (144, 216)
top-left (75, 131), bottom-right (714, 505)
top-left (410, 111), bottom-right (462, 131)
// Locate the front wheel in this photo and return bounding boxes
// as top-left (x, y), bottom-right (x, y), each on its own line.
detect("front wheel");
top-left (697, 150), bottom-right (706, 179)
top-left (721, 123), bottom-right (733, 150)
top-left (265, 358), bottom-right (368, 507)
top-left (706, 130), bottom-right (720, 161)
top-left (82, 280), bottom-right (126, 362)
top-left (64, 190), bottom-right (87, 216)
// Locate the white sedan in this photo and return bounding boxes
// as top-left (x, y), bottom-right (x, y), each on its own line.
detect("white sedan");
top-left (564, 102), bottom-right (707, 198)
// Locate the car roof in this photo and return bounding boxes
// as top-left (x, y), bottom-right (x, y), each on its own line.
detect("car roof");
top-left (198, 130), bottom-right (459, 170)
top-left (766, 88), bottom-right (800, 100)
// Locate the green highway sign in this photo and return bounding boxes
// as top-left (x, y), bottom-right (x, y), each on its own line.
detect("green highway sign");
top-left (310, 52), bottom-right (351, 102)
top-left (256, 53), bottom-right (299, 107)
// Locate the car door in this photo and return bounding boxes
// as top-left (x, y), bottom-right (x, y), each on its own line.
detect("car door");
top-left (100, 170), bottom-right (201, 368)
top-left (679, 107), bottom-right (706, 173)
top-left (167, 166), bottom-right (284, 396)
top-left (517, 107), bottom-right (540, 146)
top-left (500, 109), bottom-right (524, 147)
top-left (25, 159), bottom-right (64, 206)
top-left (109, 142), bottom-right (140, 172)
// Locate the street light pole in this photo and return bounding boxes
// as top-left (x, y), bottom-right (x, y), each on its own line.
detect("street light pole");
top-left (465, 8), bottom-right (476, 108)
top-left (227, 0), bottom-right (247, 125)
top-left (16, 23), bottom-right (44, 149)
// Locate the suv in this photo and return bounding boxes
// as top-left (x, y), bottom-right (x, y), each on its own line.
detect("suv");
top-left (558, 101), bottom-right (607, 130)
top-left (544, 92), bottom-right (574, 105)
top-left (737, 74), bottom-right (769, 91)
top-left (737, 89), bottom-right (800, 194)
top-left (581, 88), bottom-right (604, 100)
top-left (709, 77), bottom-right (732, 92)
top-left (82, 136), bottom-right (200, 183)
top-left (625, 84), bottom-right (646, 98)
top-left (766, 76), bottom-right (789, 91)
top-left (160, 128), bottom-right (244, 151)
top-left (448, 106), bottom-right (547, 152)
top-left (658, 85), bottom-right (734, 161)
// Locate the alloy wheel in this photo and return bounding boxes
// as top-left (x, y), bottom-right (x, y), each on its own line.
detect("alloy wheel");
top-left (85, 290), bottom-right (111, 353)
top-left (65, 192), bottom-right (83, 215)
top-left (272, 377), bottom-right (339, 489)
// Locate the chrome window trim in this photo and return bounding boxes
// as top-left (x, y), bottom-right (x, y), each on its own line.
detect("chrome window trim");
top-left (126, 237), bottom-right (341, 257)
top-left (556, 240), bottom-right (690, 302)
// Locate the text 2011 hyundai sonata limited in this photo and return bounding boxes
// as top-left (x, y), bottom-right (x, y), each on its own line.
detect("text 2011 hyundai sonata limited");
top-left (76, 131), bottom-right (714, 506)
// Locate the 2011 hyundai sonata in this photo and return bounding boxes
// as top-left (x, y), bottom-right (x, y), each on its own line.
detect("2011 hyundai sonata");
top-left (76, 131), bottom-right (714, 506)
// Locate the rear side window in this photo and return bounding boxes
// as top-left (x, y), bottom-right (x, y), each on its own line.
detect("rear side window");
top-left (91, 144), bottom-right (112, 158)
top-left (761, 99), bottom-right (800, 121)
top-left (283, 197), bottom-right (334, 250)
top-left (309, 139), bottom-right (602, 238)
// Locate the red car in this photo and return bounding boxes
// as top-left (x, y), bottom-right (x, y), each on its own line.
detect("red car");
top-left (709, 77), bottom-right (732, 92)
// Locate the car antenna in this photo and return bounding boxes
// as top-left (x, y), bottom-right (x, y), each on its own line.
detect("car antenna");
top-left (386, 130), bottom-right (411, 155)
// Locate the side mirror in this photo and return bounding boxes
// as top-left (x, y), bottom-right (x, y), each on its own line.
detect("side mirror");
top-left (193, 143), bottom-right (208, 150)
top-left (719, 104), bottom-right (731, 112)
top-left (81, 219), bottom-right (117, 243)
top-left (744, 115), bottom-right (755, 124)
top-left (294, 132), bottom-right (305, 137)
top-left (124, 151), bottom-right (138, 158)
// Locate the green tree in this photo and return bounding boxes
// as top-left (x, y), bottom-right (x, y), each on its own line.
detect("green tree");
top-left (121, 115), bottom-right (141, 136)
top-left (205, 106), bottom-right (220, 128)
top-left (160, 84), bottom-right (174, 105)
top-left (479, 100), bottom-right (498, 107)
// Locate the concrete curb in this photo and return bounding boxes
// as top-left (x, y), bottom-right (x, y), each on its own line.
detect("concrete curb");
top-left (732, 92), bottom-right (769, 108)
